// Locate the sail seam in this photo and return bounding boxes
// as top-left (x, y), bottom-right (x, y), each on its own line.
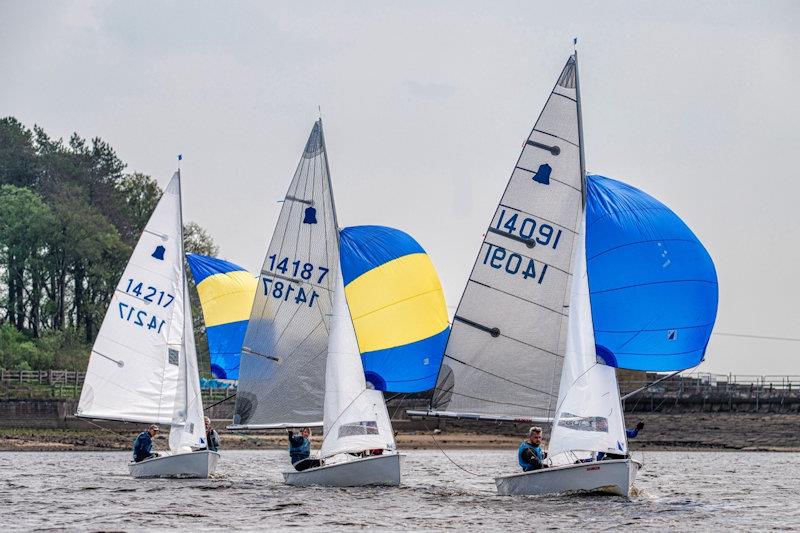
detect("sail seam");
top-left (594, 320), bottom-right (717, 333)
top-left (467, 278), bottom-right (569, 317)
top-left (591, 278), bottom-right (718, 295)
top-left (514, 166), bottom-right (582, 193)
top-left (531, 128), bottom-right (580, 149)
top-left (587, 237), bottom-right (705, 262)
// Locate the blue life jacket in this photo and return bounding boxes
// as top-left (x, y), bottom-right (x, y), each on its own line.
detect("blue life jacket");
top-left (132, 431), bottom-right (153, 462)
top-left (288, 434), bottom-right (310, 464)
top-left (518, 440), bottom-right (543, 472)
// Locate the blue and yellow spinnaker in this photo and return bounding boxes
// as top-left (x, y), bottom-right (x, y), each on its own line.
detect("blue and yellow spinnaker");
top-left (186, 253), bottom-right (257, 380)
top-left (340, 226), bottom-right (449, 393)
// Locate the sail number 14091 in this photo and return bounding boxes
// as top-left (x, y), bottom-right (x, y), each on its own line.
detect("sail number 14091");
top-left (483, 243), bottom-right (548, 284)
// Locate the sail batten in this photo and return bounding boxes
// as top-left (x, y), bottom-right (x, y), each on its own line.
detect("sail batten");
top-left (233, 120), bottom-right (339, 428)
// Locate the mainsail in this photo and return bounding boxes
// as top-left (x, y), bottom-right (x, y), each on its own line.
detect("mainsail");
top-left (78, 171), bottom-right (205, 449)
top-left (232, 120), bottom-right (339, 428)
top-left (320, 261), bottom-right (395, 459)
top-left (427, 55), bottom-right (585, 421)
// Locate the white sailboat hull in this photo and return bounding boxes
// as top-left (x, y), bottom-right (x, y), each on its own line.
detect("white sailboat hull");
top-left (128, 450), bottom-right (220, 478)
top-left (495, 458), bottom-right (640, 497)
top-left (282, 453), bottom-right (403, 487)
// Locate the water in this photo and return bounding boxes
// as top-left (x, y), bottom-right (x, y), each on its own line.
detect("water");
top-left (1, 450), bottom-right (798, 531)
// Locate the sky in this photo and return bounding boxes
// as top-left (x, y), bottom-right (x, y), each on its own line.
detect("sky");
top-left (1, 1), bottom-right (798, 376)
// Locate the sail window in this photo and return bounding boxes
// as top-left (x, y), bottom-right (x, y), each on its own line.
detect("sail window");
top-left (168, 348), bottom-right (179, 366)
top-left (338, 420), bottom-right (379, 438)
top-left (556, 413), bottom-right (609, 433)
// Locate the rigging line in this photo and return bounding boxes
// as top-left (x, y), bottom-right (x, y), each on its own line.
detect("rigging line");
top-left (430, 384), bottom-right (554, 411)
top-left (445, 354), bottom-right (559, 397)
top-left (423, 421), bottom-right (493, 480)
top-left (203, 392), bottom-right (237, 411)
top-left (550, 361), bottom-right (600, 418)
top-left (319, 388), bottom-right (370, 447)
top-left (82, 418), bottom-right (130, 440)
top-left (712, 332), bottom-right (800, 342)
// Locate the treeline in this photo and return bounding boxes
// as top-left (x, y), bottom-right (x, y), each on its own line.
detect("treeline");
top-left (0, 117), bottom-right (216, 372)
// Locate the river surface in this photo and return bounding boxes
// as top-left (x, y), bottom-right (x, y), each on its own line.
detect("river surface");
top-left (1, 450), bottom-right (798, 531)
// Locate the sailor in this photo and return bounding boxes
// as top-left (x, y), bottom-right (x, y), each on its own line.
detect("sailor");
top-left (288, 427), bottom-right (321, 471)
top-left (598, 421), bottom-right (645, 460)
top-left (204, 416), bottom-right (221, 452)
top-left (132, 424), bottom-right (159, 462)
top-left (518, 426), bottom-right (548, 472)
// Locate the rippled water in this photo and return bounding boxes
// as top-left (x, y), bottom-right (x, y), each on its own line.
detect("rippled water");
top-left (1, 450), bottom-right (798, 530)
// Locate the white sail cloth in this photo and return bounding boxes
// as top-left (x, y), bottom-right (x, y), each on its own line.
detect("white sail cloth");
top-left (77, 172), bottom-right (205, 451)
top-left (169, 279), bottom-right (207, 451)
top-left (320, 261), bottom-right (395, 460)
top-left (548, 214), bottom-right (627, 459)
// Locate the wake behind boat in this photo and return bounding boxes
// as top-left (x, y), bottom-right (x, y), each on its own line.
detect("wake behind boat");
top-left (76, 170), bottom-right (218, 479)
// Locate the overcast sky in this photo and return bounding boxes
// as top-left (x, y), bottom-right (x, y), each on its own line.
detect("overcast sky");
top-left (2, 1), bottom-right (798, 376)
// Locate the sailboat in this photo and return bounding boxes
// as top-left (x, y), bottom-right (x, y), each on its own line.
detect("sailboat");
top-left (283, 248), bottom-right (401, 486)
top-left (284, 224), bottom-right (448, 486)
top-left (410, 52), bottom-right (718, 496)
top-left (230, 119), bottom-right (339, 431)
top-left (77, 171), bottom-right (218, 478)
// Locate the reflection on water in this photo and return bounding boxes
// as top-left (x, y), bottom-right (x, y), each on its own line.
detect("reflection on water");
top-left (0, 450), bottom-right (798, 530)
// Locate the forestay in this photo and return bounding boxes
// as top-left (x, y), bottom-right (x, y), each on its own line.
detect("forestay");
top-left (320, 262), bottom-right (395, 459)
top-left (429, 55), bottom-right (584, 421)
top-left (77, 173), bottom-right (190, 426)
top-left (233, 120), bottom-right (340, 428)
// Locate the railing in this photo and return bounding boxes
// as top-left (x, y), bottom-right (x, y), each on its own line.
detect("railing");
top-left (0, 370), bottom-right (86, 386)
top-left (620, 372), bottom-right (800, 413)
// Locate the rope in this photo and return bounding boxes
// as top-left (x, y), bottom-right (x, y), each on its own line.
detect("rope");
top-left (204, 392), bottom-right (237, 411)
top-left (83, 418), bottom-right (130, 439)
top-left (424, 421), bottom-right (492, 479)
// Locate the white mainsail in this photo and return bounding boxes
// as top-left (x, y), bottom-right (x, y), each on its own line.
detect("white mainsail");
top-left (428, 56), bottom-right (584, 421)
top-left (77, 171), bottom-right (205, 449)
top-left (319, 261), bottom-right (395, 459)
top-left (547, 214), bottom-right (627, 460)
top-left (233, 120), bottom-right (339, 429)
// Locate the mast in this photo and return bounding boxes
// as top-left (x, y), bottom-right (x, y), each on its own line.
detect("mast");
top-left (573, 47), bottom-right (587, 207)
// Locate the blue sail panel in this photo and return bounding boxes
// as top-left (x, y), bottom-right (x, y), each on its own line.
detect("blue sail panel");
top-left (186, 253), bottom-right (257, 379)
top-left (340, 226), bottom-right (449, 392)
top-left (585, 175), bottom-right (718, 371)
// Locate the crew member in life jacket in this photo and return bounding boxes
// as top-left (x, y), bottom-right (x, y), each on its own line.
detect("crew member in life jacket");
top-left (132, 424), bottom-right (160, 463)
top-left (518, 426), bottom-right (549, 472)
top-left (287, 427), bottom-right (321, 471)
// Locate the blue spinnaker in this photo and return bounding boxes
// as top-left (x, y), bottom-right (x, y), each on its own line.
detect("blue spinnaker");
top-left (586, 175), bottom-right (718, 372)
